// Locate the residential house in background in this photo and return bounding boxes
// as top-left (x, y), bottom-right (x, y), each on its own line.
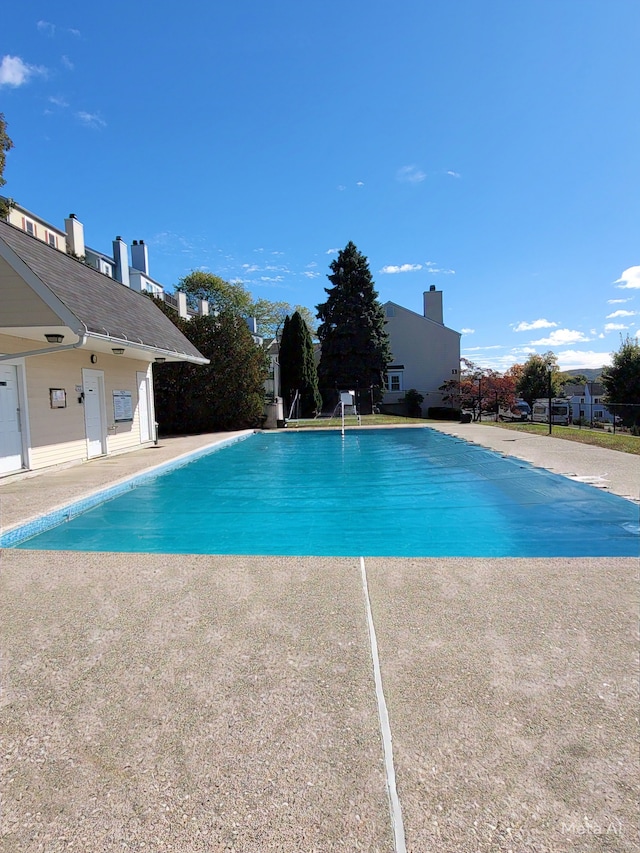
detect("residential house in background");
top-left (0, 217), bottom-right (207, 476)
top-left (564, 382), bottom-right (617, 425)
top-left (382, 285), bottom-right (461, 415)
top-left (3, 200), bottom-right (211, 319)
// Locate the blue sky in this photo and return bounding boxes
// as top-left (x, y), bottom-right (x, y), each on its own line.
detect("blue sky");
top-left (2, 0), bottom-right (639, 371)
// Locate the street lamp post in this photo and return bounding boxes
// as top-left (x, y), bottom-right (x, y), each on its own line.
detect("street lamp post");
top-left (547, 363), bottom-right (552, 435)
top-left (478, 375), bottom-right (482, 423)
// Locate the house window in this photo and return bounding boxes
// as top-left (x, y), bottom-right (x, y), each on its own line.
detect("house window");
top-left (46, 231), bottom-right (57, 248)
top-left (24, 219), bottom-right (35, 236)
top-left (451, 368), bottom-right (458, 375)
top-left (385, 371), bottom-right (403, 392)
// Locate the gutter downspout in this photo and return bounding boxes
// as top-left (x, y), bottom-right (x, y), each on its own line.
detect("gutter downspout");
top-left (0, 333), bottom-right (88, 362)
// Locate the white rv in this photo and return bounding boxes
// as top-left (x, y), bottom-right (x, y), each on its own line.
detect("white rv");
top-left (531, 398), bottom-right (571, 426)
top-left (498, 400), bottom-right (531, 422)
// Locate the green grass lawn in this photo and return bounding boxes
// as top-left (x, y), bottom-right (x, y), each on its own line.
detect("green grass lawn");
top-left (482, 420), bottom-right (640, 455)
top-left (286, 414), bottom-right (640, 455)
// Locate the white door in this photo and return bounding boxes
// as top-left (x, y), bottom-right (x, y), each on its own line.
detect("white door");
top-left (0, 364), bottom-right (23, 475)
top-left (82, 368), bottom-right (106, 458)
top-left (137, 371), bottom-right (152, 443)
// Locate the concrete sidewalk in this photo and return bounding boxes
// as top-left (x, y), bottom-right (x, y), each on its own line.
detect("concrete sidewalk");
top-left (426, 421), bottom-right (640, 503)
top-left (1, 427), bottom-right (638, 852)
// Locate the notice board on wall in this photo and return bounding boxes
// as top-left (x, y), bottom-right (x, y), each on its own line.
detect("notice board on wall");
top-left (113, 389), bottom-right (133, 422)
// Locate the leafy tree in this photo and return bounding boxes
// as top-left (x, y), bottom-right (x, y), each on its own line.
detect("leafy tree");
top-left (601, 334), bottom-right (640, 425)
top-left (439, 358), bottom-right (518, 420)
top-left (278, 311), bottom-right (321, 418)
top-left (316, 241), bottom-right (391, 411)
top-left (151, 299), bottom-right (268, 434)
top-left (515, 352), bottom-right (561, 408)
top-left (252, 299), bottom-right (317, 339)
top-left (177, 270), bottom-right (253, 316)
top-left (0, 113), bottom-right (14, 218)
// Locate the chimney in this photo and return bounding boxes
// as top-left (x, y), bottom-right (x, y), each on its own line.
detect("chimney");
top-left (423, 285), bottom-right (443, 324)
top-left (131, 238), bottom-right (149, 275)
top-left (64, 213), bottom-right (85, 258)
top-left (112, 236), bottom-right (130, 287)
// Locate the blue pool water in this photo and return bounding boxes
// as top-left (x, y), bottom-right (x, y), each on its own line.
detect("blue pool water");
top-left (13, 428), bottom-right (639, 557)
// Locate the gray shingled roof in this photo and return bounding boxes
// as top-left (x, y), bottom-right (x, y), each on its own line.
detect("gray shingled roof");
top-left (0, 220), bottom-right (206, 362)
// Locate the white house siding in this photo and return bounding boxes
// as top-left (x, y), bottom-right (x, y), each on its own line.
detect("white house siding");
top-left (383, 303), bottom-right (460, 412)
top-left (0, 333), bottom-right (154, 472)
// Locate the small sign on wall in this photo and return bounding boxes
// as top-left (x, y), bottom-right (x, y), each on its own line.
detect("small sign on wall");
top-left (113, 389), bottom-right (133, 422)
top-left (50, 388), bottom-right (66, 408)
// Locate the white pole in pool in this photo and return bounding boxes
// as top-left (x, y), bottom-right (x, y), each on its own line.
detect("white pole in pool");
top-left (341, 400), bottom-right (345, 436)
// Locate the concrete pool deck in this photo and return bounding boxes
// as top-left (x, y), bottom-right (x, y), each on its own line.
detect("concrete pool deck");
top-left (1, 426), bottom-right (638, 852)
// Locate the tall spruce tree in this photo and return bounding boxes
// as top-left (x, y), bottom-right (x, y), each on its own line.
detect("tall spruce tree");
top-left (316, 241), bottom-right (391, 411)
top-left (279, 311), bottom-right (321, 418)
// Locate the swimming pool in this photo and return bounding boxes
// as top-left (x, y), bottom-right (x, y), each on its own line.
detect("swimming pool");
top-left (11, 428), bottom-right (639, 557)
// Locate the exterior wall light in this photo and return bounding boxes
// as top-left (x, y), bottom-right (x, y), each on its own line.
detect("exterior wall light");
top-left (45, 333), bottom-right (65, 344)
top-left (112, 347), bottom-right (125, 355)
top-left (154, 357), bottom-right (166, 363)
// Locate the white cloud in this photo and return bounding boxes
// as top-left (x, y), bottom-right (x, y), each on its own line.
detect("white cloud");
top-left (555, 349), bottom-right (612, 370)
top-left (37, 20), bottom-right (56, 36)
top-left (463, 345), bottom-right (503, 352)
top-left (326, 248), bottom-right (339, 254)
top-left (513, 318), bottom-right (558, 332)
top-left (604, 323), bottom-right (628, 332)
top-left (607, 298), bottom-right (630, 304)
top-left (306, 262), bottom-right (317, 268)
top-left (61, 56), bottom-right (74, 71)
top-left (76, 111), bottom-right (106, 128)
top-left (460, 328), bottom-right (475, 334)
top-left (337, 184), bottom-right (346, 191)
top-left (0, 55), bottom-right (46, 87)
top-left (302, 271), bottom-right (320, 278)
top-left (48, 95), bottom-right (68, 107)
top-left (356, 181), bottom-right (364, 187)
top-left (530, 329), bottom-right (590, 346)
top-left (242, 264), bottom-right (259, 272)
top-left (380, 263), bottom-right (422, 274)
top-left (396, 165), bottom-right (427, 184)
top-left (427, 266), bottom-right (455, 275)
top-left (606, 309), bottom-right (636, 318)
top-left (446, 170), bottom-right (461, 178)
top-left (614, 265), bottom-right (640, 289)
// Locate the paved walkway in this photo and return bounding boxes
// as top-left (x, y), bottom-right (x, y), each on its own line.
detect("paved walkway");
top-left (1, 427), bottom-right (638, 852)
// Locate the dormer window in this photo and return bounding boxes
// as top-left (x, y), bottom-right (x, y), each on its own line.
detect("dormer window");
top-left (24, 219), bottom-right (35, 236)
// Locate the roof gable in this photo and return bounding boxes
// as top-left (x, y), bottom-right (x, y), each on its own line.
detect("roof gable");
top-left (0, 220), bottom-right (205, 362)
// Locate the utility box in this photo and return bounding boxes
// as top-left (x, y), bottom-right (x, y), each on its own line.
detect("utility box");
top-left (264, 397), bottom-right (284, 429)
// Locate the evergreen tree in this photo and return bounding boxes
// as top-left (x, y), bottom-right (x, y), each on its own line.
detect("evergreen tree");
top-left (151, 299), bottom-right (268, 433)
top-left (316, 241), bottom-right (391, 411)
top-left (279, 311), bottom-right (321, 418)
top-left (601, 334), bottom-right (640, 426)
